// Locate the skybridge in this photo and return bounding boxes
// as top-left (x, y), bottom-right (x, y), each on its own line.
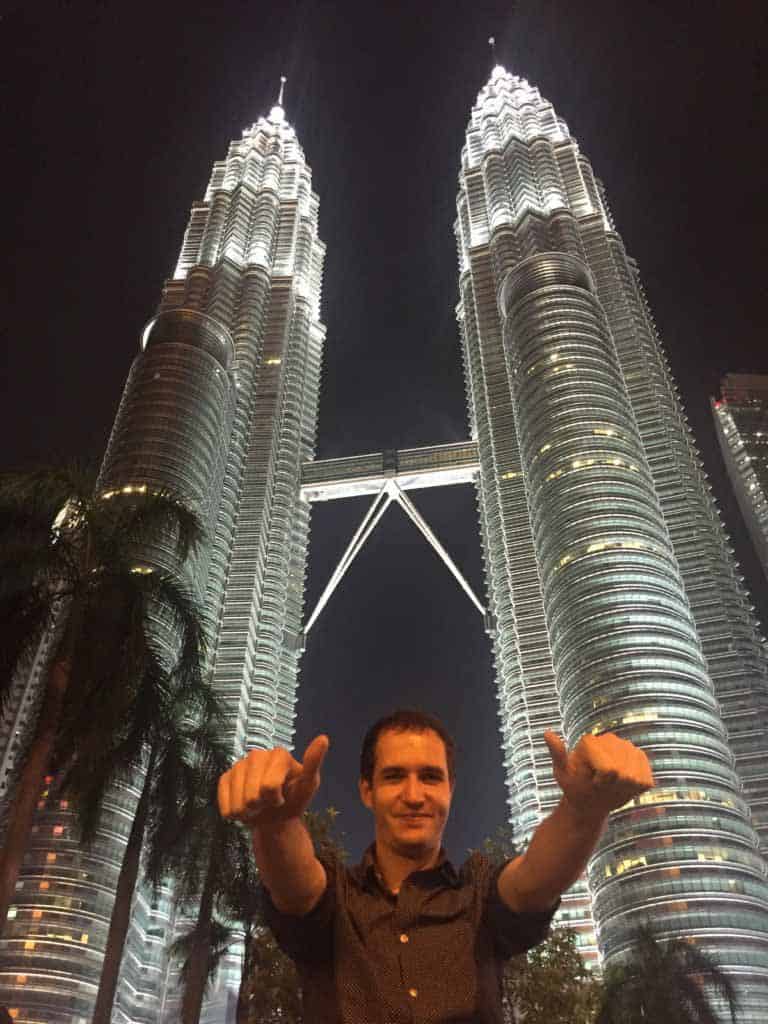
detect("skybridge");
top-left (299, 440), bottom-right (492, 638)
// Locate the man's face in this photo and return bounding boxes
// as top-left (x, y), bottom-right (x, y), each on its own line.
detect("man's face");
top-left (359, 728), bottom-right (454, 858)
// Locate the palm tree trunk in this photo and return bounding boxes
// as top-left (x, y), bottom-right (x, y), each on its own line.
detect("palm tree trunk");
top-left (91, 747), bottom-right (156, 1024)
top-left (0, 658), bottom-right (69, 927)
top-left (181, 849), bottom-right (218, 1024)
top-left (236, 929), bottom-right (254, 1024)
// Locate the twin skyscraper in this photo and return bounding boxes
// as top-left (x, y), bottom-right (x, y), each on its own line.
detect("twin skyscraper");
top-left (2, 66), bottom-right (768, 1023)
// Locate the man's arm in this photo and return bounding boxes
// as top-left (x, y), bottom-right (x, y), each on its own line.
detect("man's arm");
top-left (218, 735), bottom-right (329, 916)
top-left (498, 731), bottom-right (655, 914)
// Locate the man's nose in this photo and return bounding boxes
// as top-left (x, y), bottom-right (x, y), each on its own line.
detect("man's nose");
top-left (402, 776), bottom-right (425, 804)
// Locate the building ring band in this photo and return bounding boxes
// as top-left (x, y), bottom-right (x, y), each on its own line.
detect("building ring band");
top-left (141, 307), bottom-right (236, 370)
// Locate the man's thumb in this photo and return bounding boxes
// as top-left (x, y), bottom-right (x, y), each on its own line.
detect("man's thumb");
top-left (301, 734), bottom-right (330, 780)
top-left (543, 730), bottom-right (568, 772)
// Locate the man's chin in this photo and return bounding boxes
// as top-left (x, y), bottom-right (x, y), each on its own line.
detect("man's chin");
top-left (393, 840), bottom-right (429, 858)
top-left (390, 833), bottom-right (437, 858)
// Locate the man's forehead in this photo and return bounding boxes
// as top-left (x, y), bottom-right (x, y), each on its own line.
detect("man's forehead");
top-left (375, 728), bottom-right (448, 769)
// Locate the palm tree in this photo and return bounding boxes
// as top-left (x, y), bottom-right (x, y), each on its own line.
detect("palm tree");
top-left (597, 923), bottom-right (740, 1024)
top-left (0, 463), bottom-right (203, 926)
top-left (77, 672), bottom-right (225, 1024)
top-left (161, 815), bottom-right (259, 1024)
top-left (168, 807), bottom-right (346, 1024)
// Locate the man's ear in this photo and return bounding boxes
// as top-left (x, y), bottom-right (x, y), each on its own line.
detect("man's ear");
top-left (358, 776), bottom-right (373, 810)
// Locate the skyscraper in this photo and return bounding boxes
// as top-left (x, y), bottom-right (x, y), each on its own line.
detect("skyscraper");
top-left (0, 89), bottom-right (326, 1024)
top-left (713, 374), bottom-right (768, 585)
top-left (455, 65), bottom-right (768, 1019)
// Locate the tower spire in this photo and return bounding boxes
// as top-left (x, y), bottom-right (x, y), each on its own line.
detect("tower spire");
top-left (488, 36), bottom-right (497, 67)
top-left (268, 75), bottom-right (287, 125)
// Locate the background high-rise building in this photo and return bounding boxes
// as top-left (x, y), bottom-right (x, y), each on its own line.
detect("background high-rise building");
top-left (455, 66), bottom-right (768, 1019)
top-left (712, 374), bottom-right (768, 586)
top-left (0, 93), bottom-right (326, 1024)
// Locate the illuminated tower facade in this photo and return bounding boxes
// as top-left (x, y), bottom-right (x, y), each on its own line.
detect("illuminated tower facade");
top-left (0, 92), bottom-right (325, 1024)
top-left (713, 374), bottom-right (768, 585)
top-left (456, 67), bottom-right (768, 1017)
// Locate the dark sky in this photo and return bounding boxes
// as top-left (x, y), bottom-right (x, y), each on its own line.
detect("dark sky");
top-left (1, 0), bottom-right (766, 862)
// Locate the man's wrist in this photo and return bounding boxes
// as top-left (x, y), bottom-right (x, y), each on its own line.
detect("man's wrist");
top-left (249, 812), bottom-right (306, 837)
top-left (558, 793), bottom-right (610, 832)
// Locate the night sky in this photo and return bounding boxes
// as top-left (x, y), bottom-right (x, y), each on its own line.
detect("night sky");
top-left (1, 1), bottom-right (766, 863)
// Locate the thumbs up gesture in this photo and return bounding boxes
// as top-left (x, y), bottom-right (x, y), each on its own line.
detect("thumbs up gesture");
top-left (544, 730), bottom-right (654, 820)
top-left (218, 735), bottom-right (329, 827)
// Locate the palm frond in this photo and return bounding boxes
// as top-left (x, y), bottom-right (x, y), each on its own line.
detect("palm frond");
top-left (0, 588), bottom-right (55, 709)
top-left (0, 465), bottom-right (94, 700)
top-left (597, 924), bottom-right (740, 1024)
top-left (0, 463), bottom-right (96, 527)
top-left (170, 917), bottom-right (234, 990)
top-left (144, 745), bottom-right (212, 891)
top-left (87, 488), bottom-right (204, 572)
top-left (117, 489), bottom-right (205, 561)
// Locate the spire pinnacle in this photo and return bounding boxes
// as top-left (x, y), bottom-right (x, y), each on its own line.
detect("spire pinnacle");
top-left (268, 75), bottom-right (287, 125)
top-left (488, 35), bottom-right (507, 80)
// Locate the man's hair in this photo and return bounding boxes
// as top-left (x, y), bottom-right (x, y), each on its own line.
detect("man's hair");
top-left (359, 709), bottom-right (456, 786)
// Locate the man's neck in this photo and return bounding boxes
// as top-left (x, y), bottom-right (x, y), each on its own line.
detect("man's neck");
top-left (373, 840), bottom-right (442, 895)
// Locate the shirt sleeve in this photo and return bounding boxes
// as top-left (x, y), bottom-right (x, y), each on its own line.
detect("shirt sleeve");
top-left (481, 857), bottom-right (560, 957)
top-left (259, 856), bottom-right (336, 966)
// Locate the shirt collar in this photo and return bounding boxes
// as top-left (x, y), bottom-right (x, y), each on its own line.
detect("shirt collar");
top-left (353, 843), bottom-right (461, 894)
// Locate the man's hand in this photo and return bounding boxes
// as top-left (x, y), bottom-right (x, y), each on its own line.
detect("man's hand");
top-left (544, 730), bottom-right (654, 820)
top-left (498, 731), bottom-right (654, 912)
top-left (218, 735), bottom-right (329, 828)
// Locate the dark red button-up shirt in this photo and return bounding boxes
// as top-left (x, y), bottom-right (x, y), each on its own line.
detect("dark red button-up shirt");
top-left (262, 845), bottom-right (556, 1023)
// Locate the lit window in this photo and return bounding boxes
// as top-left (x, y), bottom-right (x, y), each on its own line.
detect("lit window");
top-left (622, 708), bottom-right (659, 725)
top-left (24, 940), bottom-right (35, 951)
top-left (698, 849), bottom-right (726, 863)
top-left (81, 933), bottom-right (89, 944)
top-left (32, 910), bottom-right (43, 919)
top-left (8, 1011), bottom-right (19, 1020)
top-left (615, 854), bottom-right (647, 876)
top-left (46, 853), bottom-right (57, 864)
top-left (53, 825), bottom-right (64, 835)
top-left (16, 975), bottom-right (27, 985)
top-left (39, 881), bottom-right (50, 890)
top-left (7, 908), bottom-right (17, 919)
top-left (59, 800), bottom-right (69, 809)
top-left (265, 357), bottom-right (282, 365)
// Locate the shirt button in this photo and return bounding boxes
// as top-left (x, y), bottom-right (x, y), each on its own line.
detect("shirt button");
top-left (408, 987), bottom-right (418, 999)
top-left (399, 933), bottom-right (409, 944)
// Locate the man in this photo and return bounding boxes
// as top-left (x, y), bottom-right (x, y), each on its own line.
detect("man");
top-left (218, 709), bottom-right (654, 1022)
